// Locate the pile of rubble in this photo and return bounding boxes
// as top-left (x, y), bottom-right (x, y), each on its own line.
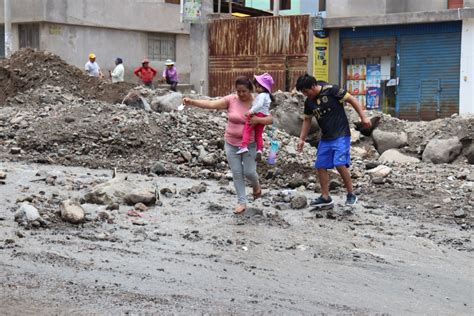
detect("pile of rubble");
top-left (0, 49), bottom-right (472, 227)
top-left (0, 48), bottom-right (136, 106)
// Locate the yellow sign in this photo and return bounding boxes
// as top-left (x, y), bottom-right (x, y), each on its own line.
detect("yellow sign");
top-left (313, 35), bottom-right (329, 82)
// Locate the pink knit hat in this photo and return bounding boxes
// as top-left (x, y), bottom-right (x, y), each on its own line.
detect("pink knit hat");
top-left (254, 73), bottom-right (274, 92)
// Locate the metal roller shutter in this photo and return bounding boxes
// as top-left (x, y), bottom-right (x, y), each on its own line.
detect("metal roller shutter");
top-left (398, 32), bottom-right (461, 120)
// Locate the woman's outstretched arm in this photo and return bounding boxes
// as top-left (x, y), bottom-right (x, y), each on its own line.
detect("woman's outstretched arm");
top-left (183, 97), bottom-right (228, 110)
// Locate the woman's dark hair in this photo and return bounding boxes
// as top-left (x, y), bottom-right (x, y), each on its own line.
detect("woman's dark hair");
top-left (116, 57), bottom-right (123, 64)
top-left (235, 76), bottom-right (253, 91)
top-left (295, 74), bottom-right (318, 91)
top-left (253, 78), bottom-right (275, 102)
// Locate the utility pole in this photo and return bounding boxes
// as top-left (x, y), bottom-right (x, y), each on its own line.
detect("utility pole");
top-left (273, 0), bottom-right (280, 16)
top-left (4, 0), bottom-right (12, 57)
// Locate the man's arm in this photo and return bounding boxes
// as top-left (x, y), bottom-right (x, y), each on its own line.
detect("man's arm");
top-left (346, 95), bottom-right (371, 129)
top-left (297, 116), bottom-right (312, 152)
top-left (134, 67), bottom-right (141, 77)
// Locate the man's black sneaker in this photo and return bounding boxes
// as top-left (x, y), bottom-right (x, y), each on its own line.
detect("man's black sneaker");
top-left (346, 193), bottom-right (358, 205)
top-left (310, 196), bottom-right (334, 207)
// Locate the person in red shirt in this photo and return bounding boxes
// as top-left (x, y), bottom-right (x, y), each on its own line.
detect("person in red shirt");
top-left (134, 59), bottom-right (157, 88)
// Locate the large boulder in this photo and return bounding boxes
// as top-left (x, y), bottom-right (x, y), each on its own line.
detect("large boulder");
top-left (123, 190), bottom-right (156, 206)
top-left (83, 177), bottom-right (129, 205)
top-left (151, 92), bottom-right (183, 112)
top-left (272, 99), bottom-right (320, 145)
top-left (379, 149), bottom-right (420, 164)
top-left (372, 129), bottom-right (408, 154)
top-left (422, 137), bottom-right (463, 164)
top-left (464, 143), bottom-right (474, 164)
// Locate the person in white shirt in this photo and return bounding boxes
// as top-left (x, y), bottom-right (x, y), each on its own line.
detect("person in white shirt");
top-left (110, 57), bottom-right (124, 83)
top-left (85, 53), bottom-right (103, 78)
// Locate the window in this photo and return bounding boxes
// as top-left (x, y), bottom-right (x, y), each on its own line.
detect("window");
top-left (165, 0), bottom-right (180, 4)
top-left (148, 33), bottom-right (176, 61)
top-left (270, 0), bottom-right (291, 11)
top-left (19, 24), bottom-right (40, 49)
top-left (319, 0), bottom-right (326, 12)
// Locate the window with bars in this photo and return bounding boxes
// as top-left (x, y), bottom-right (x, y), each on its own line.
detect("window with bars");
top-left (19, 24), bottom-right (40, 49)
top-left (0, 25), bottom-right (4, 57)
top-left (165, 0), bottom-right (180, 4)
top-left (148, 33), bottom-right (176, 61)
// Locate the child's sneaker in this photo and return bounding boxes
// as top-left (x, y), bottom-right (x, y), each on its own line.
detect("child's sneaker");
top-left (346, 192), bottom-right (358, 205)
top-left (236, 147), bottom-right (248, 155)
top-left (256, 150), bottom-right (262, 162)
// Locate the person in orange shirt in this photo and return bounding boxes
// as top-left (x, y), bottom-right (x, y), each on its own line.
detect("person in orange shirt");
top-left (134, 59), bottom-right (157, 88)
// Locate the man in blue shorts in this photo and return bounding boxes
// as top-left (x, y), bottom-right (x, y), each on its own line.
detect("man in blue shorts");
top-left (296, 74), bottom-right (371, 206)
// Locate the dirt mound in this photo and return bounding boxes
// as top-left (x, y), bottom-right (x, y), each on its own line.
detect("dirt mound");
top-left (0, 48), bottom-right (137, 106)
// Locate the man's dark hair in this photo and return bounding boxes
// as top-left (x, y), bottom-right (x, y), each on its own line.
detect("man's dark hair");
top-left (235, 76), bottom-right (254, 91)
top-left (295, 74), bottom-right (318, 91)
top-left (116, 58), bottom-right (123, 64)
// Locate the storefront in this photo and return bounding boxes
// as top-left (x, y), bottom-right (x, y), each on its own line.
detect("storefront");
top-left (339, 21), bottom-right (462, 120)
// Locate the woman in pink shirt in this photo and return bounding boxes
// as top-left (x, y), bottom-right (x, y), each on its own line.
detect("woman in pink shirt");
top-left (183, 77), bottom-right (273, 214)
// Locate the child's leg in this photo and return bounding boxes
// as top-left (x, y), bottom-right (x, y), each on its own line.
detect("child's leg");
top-left (253, 113), bottom-right (267, 152)
top-left (240, 120), bottom-right (254, 148)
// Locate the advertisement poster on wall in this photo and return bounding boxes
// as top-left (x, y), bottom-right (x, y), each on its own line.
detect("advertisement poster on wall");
top-left (313, 30), bottom-right (329, 82)
top-left (366, 64), bottom-right (381, 109)
top-left (183, 0), bottom-right (202, 22)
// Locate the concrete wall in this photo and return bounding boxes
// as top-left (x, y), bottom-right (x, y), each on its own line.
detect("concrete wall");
top-left (460, 18), bottom-right (474, 114)
top-left (1, 0), bottom-right (189, 34)
top-left (327, 0), bottom-right (447, 17)
top-left (38, 22), bottom-right (191, 83)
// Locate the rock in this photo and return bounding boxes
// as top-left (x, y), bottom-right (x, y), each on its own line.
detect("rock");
top-left (201, 154), bottom-right (217, 166)
top-left (372, 129), bottom-right (408, 154)
top-left (150, 161), bottom-right (167, 175)
top-left (329, 179), bottom-right (341, 190)
top-left (365, 161), bottom-right (380, 170)
top-left (0, 171), bottom-right (6, 179)
top-left (83, 177), bottom-right (129, 205)
top-left (97, 210), bottom-right (112, 221)
top-left (372, 177), bottom-right (385, 184)
top-left (275, 203), bottom-right (290, 211)
top-left (367, 165), bottom-right (392, 178)
top-left (190, 183), bottom-right (207, 194)
top-left (326, 211), bottom-right (338, 219)
top-left (290, 195), bottom-right (308, 209)
top-left (422, 137), bottom-right (463, 164)
top-left (124, 190), bottom-right (156, 206)
top-left (288, 175), bottom-right (306, 189)
top-left (15, 203), bottom-right (41, 222)
top-left (132, 219), bottom-right (147, 226)
top-left (60, 200), bottom-right (85, 224)
top-left (10, 147), bottom-right (21, 154)
top-left (379, 149), bottom-right (420, 164)
top-left (453, 209), bottom-right (466, 218)
top-left (181, 151), bottom-right (192, 162)
top-left (151, 92), bottom-right (183, 112)
top-left (273, 103), bottom-right (320, 145)
top-left (106, 203), bottom-right (120, 211)
top-left (464, 143), bottom-right (474, 164)
top-left (134, 203), bottom-right (148, 212)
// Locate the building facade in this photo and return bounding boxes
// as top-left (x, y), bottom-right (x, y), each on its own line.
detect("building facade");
top-left (322, 0), bottom-right (474, 118)
top-left (0, 0), bottom-right (191, 82)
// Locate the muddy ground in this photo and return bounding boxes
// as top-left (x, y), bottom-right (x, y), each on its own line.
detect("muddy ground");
top-left (0, 161), bottom-right (472, 315)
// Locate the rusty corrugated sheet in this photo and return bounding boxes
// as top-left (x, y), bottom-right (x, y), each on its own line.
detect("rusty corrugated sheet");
top-left (209, 15), bottom-right (310, 97)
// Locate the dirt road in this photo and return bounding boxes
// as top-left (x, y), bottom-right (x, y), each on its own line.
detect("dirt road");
top-left (1, 161), bottom-right (472, 315)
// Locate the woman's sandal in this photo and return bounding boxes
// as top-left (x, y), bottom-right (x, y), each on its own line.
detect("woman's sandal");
top-left (253, 186), bottom-right (262, 200)
top-left (233, 204), bottom-right (246, 215)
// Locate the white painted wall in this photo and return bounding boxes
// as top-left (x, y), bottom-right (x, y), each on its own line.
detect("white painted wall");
top-left (460, 18), bottom-right (474, 114)
top-left (39, 22), bottom-right (191, 83)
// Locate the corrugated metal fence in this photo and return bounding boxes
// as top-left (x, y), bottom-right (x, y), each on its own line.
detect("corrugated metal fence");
top-left (208, 15), bottom-right (310, 97)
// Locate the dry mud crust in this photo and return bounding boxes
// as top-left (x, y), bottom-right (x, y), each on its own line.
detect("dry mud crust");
top-left (0, 161), bottom-right (473, 314)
